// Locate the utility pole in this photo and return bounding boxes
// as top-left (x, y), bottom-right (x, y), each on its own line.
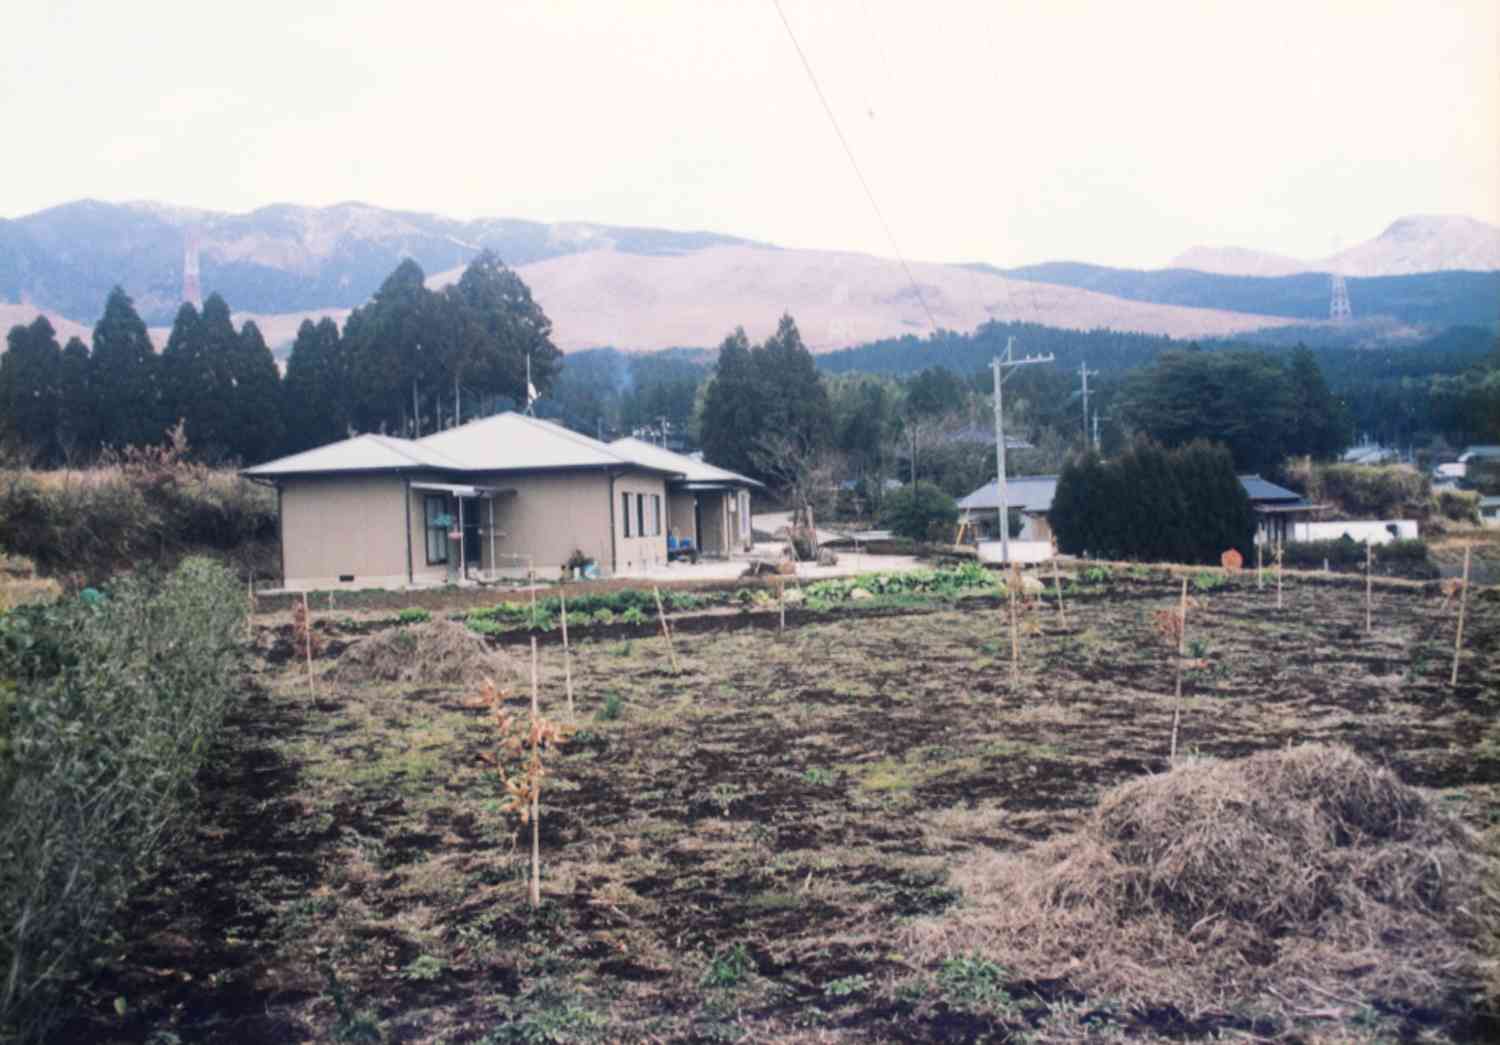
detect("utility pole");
top-left (1092, 410), bottom-right (1100, 452)
top-left (1078, 361), bottom-right (1098, 450)
top-left (991, 337), bottom-right (1055, 564)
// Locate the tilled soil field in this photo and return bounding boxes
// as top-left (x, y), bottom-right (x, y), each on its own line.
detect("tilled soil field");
top-left (67, 571), bottom-right (1499, 1043)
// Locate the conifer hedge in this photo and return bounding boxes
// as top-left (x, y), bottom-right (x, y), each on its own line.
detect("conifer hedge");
top-left (1050, 441), bottom-right (1253, 564)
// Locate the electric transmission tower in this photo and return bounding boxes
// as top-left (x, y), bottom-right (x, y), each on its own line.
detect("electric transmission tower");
top-left (182, 230), bottom-right (202, 307)
top-left (1329, 274), bottom-right (1351, 323)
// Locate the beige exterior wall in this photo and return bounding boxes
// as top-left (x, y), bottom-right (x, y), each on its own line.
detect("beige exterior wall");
top-left (280, 476), bottom-right (411, 590)
top-left (612, 472), bottom-right (670, 575)
top-left (405, 468), bottom-right (669, 580)
top-left (279, 467), bottom-right (672, 590)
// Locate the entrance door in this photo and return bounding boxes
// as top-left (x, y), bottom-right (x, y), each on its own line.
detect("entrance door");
top-left (462, 497), bottom-right (483, 574)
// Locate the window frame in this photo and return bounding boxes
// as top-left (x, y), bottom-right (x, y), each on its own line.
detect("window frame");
top-left (622, 492), bottom-right (632, 537)
top-left (652, 494), bottom-right (662, 536)
top-left (424, 494), bottom-right (450, 565)
top-left (636, 493), bottom-right (645, 538)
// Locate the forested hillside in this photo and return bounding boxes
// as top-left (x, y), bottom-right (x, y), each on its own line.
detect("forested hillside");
top-left (981, 263), bottom-right (1500, 329)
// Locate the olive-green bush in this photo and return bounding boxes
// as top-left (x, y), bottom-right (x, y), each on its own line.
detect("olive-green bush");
top-left (0, 558), bottom-right (246, 1042)
top-left (0, 467), bottom-right (276, 585)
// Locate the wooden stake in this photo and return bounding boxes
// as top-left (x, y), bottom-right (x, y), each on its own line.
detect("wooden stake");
top-left (559, 587), bottom-right (575, 719)
top-left (1275, 542), bottom-right (1283, 611)
top-left (1451, 545), bottom-right (1471, 688)
top-left (300, 590), bottom-right (316, 696)
top-left (528, 560), bottom-right (536, 624)
top-left (653, 586), bottom-right (680, 674)
top-left (1052, 555), bottom-right (1067, 628)
top-left (1007, 579), bottom-right (1020, 687)
top-left (778, 579), bottom-right (785, 634)
top-left (246, 574), bottom-right (255, 641)
top-left (1365, 542), bottom-right (1373, 635)
top-left (1170, 577), bottom-right (1187, 761)
top-left (529, 637), bottom-right (541, 908)
top-left (1256, 542), bottom-right (1263, 591)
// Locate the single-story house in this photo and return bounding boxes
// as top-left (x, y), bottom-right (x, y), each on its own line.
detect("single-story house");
top-left (606, 437), bottom-right (761, 557)
top-left (242, 412), bottom-right (757, 590)
top-left (957, 473), bottom-right (1323, 547)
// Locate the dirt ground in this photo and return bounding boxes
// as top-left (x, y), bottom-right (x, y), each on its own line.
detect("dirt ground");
top-left (66, 570), bottom-right (1499, 1043)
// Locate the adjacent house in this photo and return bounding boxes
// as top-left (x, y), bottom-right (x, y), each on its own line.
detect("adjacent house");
top-left (606, 438), bottom-right (762, 556)
top-left (243, 412), bottom-right (754, 590)
top-left (957, 473), bottom-right (1323, 547)
top-left (1480, 495), bottom-right (1500, 530)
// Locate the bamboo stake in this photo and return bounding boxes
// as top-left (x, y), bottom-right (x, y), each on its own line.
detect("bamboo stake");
top-left (246, 573), bottom-right (256, 641)
top-left (1170, 576), bottom-right (1187, 760)
top-left (559, 587), bottom-right (575, 719)
top-left (1275, 542), bottom-right (1283, 611)
top-left (1007, 577), bottom-right (1020, 687)
top-left (1365, 542), bottom-right (1373, 635)
top-left (778, 579), bottom-right (785, 634)
top-left (1051, 555), bottom-right (1067, 628)
top-left (653, 586), bottom-right (680, 674)
top-left (528, 558), bottom-right (536, 624)
top-left (1256, 542), bottom-right (1263, 591)
top-left (300, 590), bottom-right (316, 696)
top-left (529, 637), bottom-right (541, 908)
top-left (1451, 545), bottom-right (1471, 688)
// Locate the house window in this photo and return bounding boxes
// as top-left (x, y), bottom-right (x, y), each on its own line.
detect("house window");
top-left (738, 490), bottom-right (751, 539)
top-left (636, 493), bottom-right (645, 538)
top-left (622, 492), bottom-right (631, 537)
top-left (652, 494), bottom-right (662, 536)
top-left (424, 495), bottom-right (450, 565)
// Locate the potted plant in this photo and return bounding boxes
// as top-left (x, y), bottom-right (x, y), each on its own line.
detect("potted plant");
top-left (564, 548), bottom-right (595, 581)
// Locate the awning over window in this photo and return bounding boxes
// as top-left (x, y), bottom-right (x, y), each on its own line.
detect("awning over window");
top-left (410, 482), bottom-right (516, 498)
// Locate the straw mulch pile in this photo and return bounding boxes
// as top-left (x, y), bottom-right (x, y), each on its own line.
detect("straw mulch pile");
top-left (333, 619), bottom-right (520, 688)
top-left (910, 744), bottom-right (1495, 1023)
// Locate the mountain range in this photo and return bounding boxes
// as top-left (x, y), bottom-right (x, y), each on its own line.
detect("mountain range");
top-left (1, 201), bottom-right (1496, 354)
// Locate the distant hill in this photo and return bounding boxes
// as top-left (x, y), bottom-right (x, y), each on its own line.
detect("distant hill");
top-left (979, 262), bottom-right (1500, 330)
top-left (2, 201), bottom-right (1495, 354)
top-left (1169, 214), bottom-right (1500, 277)
top-left (0, 200), bottom-right (753, 326)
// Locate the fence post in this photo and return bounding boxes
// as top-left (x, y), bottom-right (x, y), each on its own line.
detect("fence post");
top-left (1451, 545), bottom-right (1471, 687)
top-left (559, 587), bottom-right (575, 718)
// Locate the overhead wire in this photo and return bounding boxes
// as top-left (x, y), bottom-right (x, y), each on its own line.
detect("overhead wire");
top-left (769, 0), bottom-right (939, 335)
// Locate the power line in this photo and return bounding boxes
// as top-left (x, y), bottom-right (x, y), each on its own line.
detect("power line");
top-left (770, 0), bottom-right (939, 334)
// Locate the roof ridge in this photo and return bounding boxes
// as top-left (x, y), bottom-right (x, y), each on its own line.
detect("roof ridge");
top-left (513, 413), bottom-right (637, 465)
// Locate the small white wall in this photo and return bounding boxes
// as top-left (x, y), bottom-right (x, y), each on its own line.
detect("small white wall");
top-left (978, 540), bottom-right (1053, 564)
top-left (1290, 520), bottom-right (1418, 544)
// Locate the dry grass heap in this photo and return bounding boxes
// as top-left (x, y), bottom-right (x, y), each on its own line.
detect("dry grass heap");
top-left (911, 744), bottom-right (1493, 1021)
top-left (333, 619), bottom-right (520, 689)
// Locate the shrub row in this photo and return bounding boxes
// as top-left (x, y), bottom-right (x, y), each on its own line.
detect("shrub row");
top-left (0, 467), bottom-right (277, 586)
top-left (0, 558), bottom-right (246, 1042)
top-left (1279, 537), bottom-right (1435, 576)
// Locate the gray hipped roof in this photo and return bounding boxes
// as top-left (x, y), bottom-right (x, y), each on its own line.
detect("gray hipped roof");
top-left (959, 473), bottom-right (1309, 513)
top-left (607, 437), bottom-right (764, 489)
top-left (244, 412), bottom-right (678, 479)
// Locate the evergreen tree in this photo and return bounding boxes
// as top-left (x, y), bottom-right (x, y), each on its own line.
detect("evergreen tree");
top-left (757, 314), bottom-right (832, 452)
top-left (281, 318), bottom-right (350, 453)
top-left (0, 317), bottom-right (63, 463)
top-left (441, 250), bottom-right (561, 421)
top-left (343, 260), bottom-right (446, 435)
top-left (159, 294), bottom-right (237, 458)
top-left (699, 328), bottom-right (759, 476)
top-left (1285, 346), bottom-right (1350, 459)
top-left (57, 336), bottom-right (95, 460)
top-left (226, 320), bottom-right (284, 464)
top-left (88, 286), bottom-right (162, 449)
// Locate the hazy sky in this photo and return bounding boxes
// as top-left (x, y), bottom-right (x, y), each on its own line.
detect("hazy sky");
top-left (4, 0), bottom-right (1497, 268)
